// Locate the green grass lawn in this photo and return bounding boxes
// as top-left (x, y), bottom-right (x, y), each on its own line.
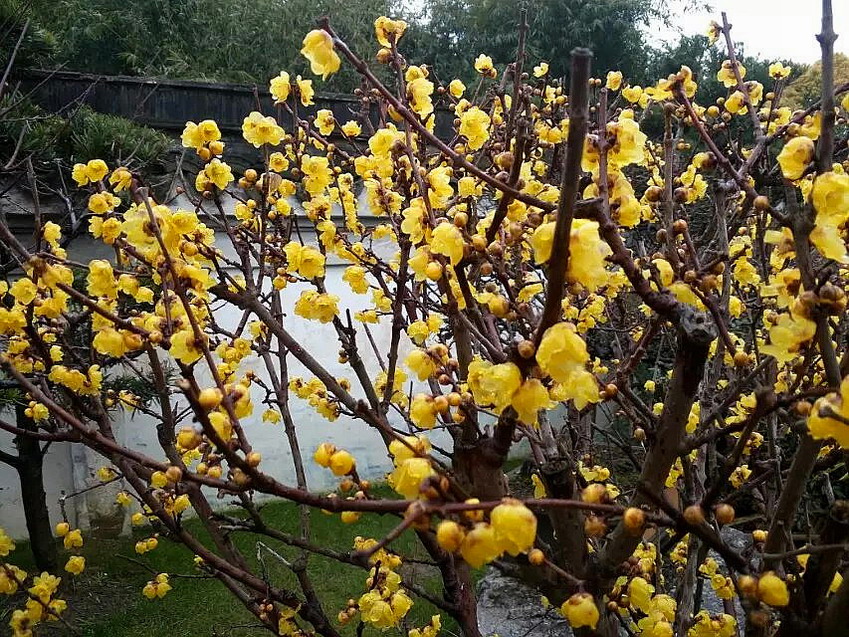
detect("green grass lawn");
top-left (2, 485), bottom-right (463, 636)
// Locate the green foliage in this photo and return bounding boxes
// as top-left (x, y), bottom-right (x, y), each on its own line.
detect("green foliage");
top-left (782, 52), bottom-right (849, 110)
top-left (0, 98), bottom-right (170, 169)
top-left (2, 485), bottom-right (451, 636)
top-left (401, 0), bottom-right (676, 84)
top-left (69, 107), bottom-right (171, 167)
top-left (0, 0), bottom-right (58, 69)
top-left (24, 0), bottom-right (393, 90)
top-left (20, 0), bottom-right (682, 91)
top-left (0, 382), bottom-right (22, 409)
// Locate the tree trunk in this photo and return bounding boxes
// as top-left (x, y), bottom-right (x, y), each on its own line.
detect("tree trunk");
top-left (14, 402), bottom-right (58, 573)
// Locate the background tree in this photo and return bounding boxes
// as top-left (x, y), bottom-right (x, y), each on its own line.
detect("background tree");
top-left (783, 52), bottom-right (849, 110)
top-left (402, 0), bottom-right (677, 84)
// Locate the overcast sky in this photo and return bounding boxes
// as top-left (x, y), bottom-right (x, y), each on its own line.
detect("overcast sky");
top-left (653, 0), bottom-right (849, 63)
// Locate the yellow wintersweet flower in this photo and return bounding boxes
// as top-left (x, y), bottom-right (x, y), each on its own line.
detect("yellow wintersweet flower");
top-left (761, 304), bottom-right (816, 364)
top-left (769, 62), bottom-right (792, 79)
top-left (758, 571), bottom-right (789, 606)
top-left (388, 457), bottom-right (435, 498)
top-left (409, 615), bottom-right (441, 637)
top-left (10, 277), bottom-right (37, 305)
top-left (490, 499), bottom-right (536, 556)
top-left (560, 593), bottom-right (599, 629)
top-left (301, 29), bottom-right (341, 80)
top-left (511, 379), bottom-right (553, 426)
top-left (444, 79), bottom-right (464, 99)
top-left (408, 77), bottom-right (434, 119)
top-left (0, 528), bottom-right (15, 557)
top-left (430, 222), bottom-right (464, 265)
top-left (468, 360), bottom-right (522, 413)
top-left (571, 219), bottom-right (613, 290)
top-left (729, 464), bottom-right (751, 488)
top-left (29, 572), bottom-right (61, 603)
top-left (459, 106), bottom-right (491, 150)
top-left (537, 322), bottom-right (599, 409)
top-left (294, 290), bottom-right (339, 323)
top-left (374, 16), bottom-right (407, 47)
top-left (800, 111), bottom-right (822, 140)
top-left (169, 329), bottom-right (203, 365)
top-left (411, 393), bottom-right (440, 429)
top-left (108, 166), bottom-right (132, 191)
top-left (242, 111), bottom-right (284, 147)
top-left (313, 108), bottom-right (335, 136)
top-left (688, 611), bottom-right (737, 637)
top-left (459, 523), bottom-right (500, 567)
top-left (389, 435), bottom-right (431, 466)
top-left (533, 62), bottom-right (549, 77)
top-left (64, 556), bottom-right (85, 576)
top-left (717, 60), bottom-right (745, 88)
top-left (269, 71), bottom-right (290, 103)
top-left (341, 120), bottom-right (361, 137)
top-left (605, 70), bottom-right (623, 91)
top-left (777, 136), bottom-right (815, 180)
top-left (607, 116), bottom-right (647, 169)
top-left (474, 54), bottom-right (496, 78)
top-left (725, 90), bottom-right (747, 115)
top-left (808, 377), bottom-right (849, 448)
top-left (268, 151), bottom-right (289, 173)
top-left (301, 155), bottom-right (333, 196)
top-left (313, 442), bottom-right (336, 467)
top-left (284, 241), bottom-right (326, 279)
top-left (357, 591), bottom-right (394, 628)
top-left (405, 349), bottom-right (437, 381)
top-left (342, 265), bottom-right (369, 293)
top-left (142, 573), bottom-right (172, 599)
top-left (63, 528), bottom-right (83, 550)
top-left (180, 120), bottom-right (220, 150)
top-left (203, 158), bottom-right (234, 189)
top-left (810, 171), bottom-right (849, 261)
top-left (327, 449), bottom-right (354, 476)
top-left (531, 473), bottom-right (547, 498)
top-left (88, 192), bottom-right (121, 215)
top-left (71, 158), bottom-right (108, 186)
top-left (622, 85), bottom-right (643, 103)
top-left (261, 409), bottom-right (281, 424)
top-left (96, 466), bottom-right (116, 482)
top-left (86, 260), bottom-right (118, 299)
top-left (812, 171), bottom-right (849, 224)
top-left (296, 75), bottom-right (314, 106)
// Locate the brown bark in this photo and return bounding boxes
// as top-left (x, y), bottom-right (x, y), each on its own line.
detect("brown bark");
top-left (14, 402), bottom-right (58, 573)
top-left (597, 308), bottom-right (714, 586)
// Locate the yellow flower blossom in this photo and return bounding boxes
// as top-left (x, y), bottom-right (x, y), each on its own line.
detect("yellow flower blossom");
top-left (777, 136), bottom-right (815, 180)
top-left (560, 593), bottom-right (599, 629)
top-left (474, 54), bottom-right (496, 78)
top-left (374, 16), bottom-right (407, 47)
top-left (242, 111), bottom-right (284, 147)
top-left (301, 29), bottom-right (341, 79)
top-left (606, 70), bottom-right (623, 91)
top-left (490, 499), bottom-right (536, 556)
top-left (459, 106), bottom-right (491, 150)
top-left (269, 71), bottom-right (290, 103)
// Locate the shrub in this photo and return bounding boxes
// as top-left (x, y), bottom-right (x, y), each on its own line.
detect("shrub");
top-left (1, 5), bottom-right (849, 637)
